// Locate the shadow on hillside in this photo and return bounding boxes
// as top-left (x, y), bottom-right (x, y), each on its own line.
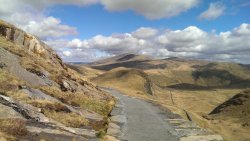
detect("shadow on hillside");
top-left (165, 69), bottom-right (250, 90)
top-left (166, 83), bottom-right (215, 90)
top-left (91, 60), bottom-right (167, 71)
top-left (209, 90), bottom-right (250, 115)
top-left (116, 54), bottom-right (136, 61)
top-left (192, 69), bottom-right (250, 87)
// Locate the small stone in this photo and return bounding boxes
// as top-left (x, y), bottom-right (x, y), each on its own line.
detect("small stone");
top-left (107, 127), bottom-right (122, 137)
top-left (109, 123), bottom-right (120, 129)
top-left (103, 135), bottom-right (120, 141)
top-left (110, 115), bottom-right (126, 125)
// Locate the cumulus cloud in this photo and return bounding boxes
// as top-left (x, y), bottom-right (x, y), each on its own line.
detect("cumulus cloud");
top-left (0, 0), bottom-right (95, 39)
top-left (199, 2), bottom-right (226, 20)
top-left (132, 27), bottom-right (158, 39)
top-left (101, 0), bottom-right (200, 19)
top-left (52, 23), bottom-right (250, 63)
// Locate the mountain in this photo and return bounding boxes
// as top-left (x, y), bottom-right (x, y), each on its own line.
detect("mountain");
top-left (80, 53), bottom-right (250, 141)
top-left (89, 53), bottom-right (150, 66)
top-left (0, 19), bottom-right (114, 140)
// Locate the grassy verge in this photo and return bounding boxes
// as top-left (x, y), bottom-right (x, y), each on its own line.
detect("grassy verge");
top-left (39, 86), bottom-right (114, 116)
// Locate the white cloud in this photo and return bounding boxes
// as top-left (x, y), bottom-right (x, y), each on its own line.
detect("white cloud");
top-left (0, 0), bottom-right (96, 39)
top-left (101, 0), bottom-right (200, 19)
top-left (0, 0), bottom-right (201, 39)
top-left (199, 2), bottom-right (226, 20)
top-left (132, 27), bottom-right (158, 39)
top-left (52, 23), bottom-right (250, 63)
top-left (19, 16), bottom-right (77, 39)
top-left (63, 51), bottom-right (72, 56)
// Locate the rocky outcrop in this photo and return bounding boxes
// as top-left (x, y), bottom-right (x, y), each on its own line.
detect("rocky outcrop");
top-left (0, 21), bottom-right (65, 69)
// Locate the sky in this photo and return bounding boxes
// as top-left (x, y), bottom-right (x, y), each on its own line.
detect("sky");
top-left (0, 0), bottom-right (249, 63)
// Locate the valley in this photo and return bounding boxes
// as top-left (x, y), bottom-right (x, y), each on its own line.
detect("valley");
top-left (75, 53), bottom-right (250, 141)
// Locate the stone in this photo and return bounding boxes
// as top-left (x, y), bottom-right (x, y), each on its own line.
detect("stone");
top-left (110, 107), bottom-right (123, 116)
top-left (61, 80), bottom-right (72, 91)
top-left (103, 135), bottom-right (120, 141)
top-left (0, 103), bottom-right (24, 119)
top-left (107, 128), bottom-right (122, 137)
top-left (13, 29), bottom-right (25, 45)
top-left (109, 123), bottom-right (120, 129)
top-left (180, 134), bottom-right (223, 141)
top-left (110, 115), bottom-right (127, 125)
top-left (22, 88), bottom-right (59, 102)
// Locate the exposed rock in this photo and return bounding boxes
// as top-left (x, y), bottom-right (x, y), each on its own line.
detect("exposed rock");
top-left (22, 88), bottom-right (59, 102)
top-left (0, 103), bottom-right (24, 119)
top-left (107, 128), bottom-right (122, 137)
top-left (110, 115), bottom-right (127, 125)
top-left (103, 135), bottom-right (120, 141)
top-left (61, 80), bottom-right (77, 92)
top-left (180, 134), bottom-right (223, 141)
top-left (27, 126), bottom-right (88, 141)
top-left (109, 123), bottom-right (120, 130)
top-left (0, 47), bottom-right (48, 86)
top-left (0, 94), bottom-right (49, 122)
top-left (13, 29), bottom-right (25, 45)
top-left (110, 107), bottom-right (123, 116)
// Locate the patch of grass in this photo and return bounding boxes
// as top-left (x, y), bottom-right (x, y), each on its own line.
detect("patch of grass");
top-left (0, 70), bottom-right (24, 93)
top-left (40, 86), bottom-right (114, 116)
top-left (27, 100), bottom-right (69, 112)
top-left (43, 110), bottom-right (89, 128)
top-left (0, 118), bottom-right (28, 137)
top-left (3, 90), bottom-right (31, 102)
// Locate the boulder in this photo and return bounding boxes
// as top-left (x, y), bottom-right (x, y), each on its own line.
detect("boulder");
top-left (61, 80), bottom-right (77, 92)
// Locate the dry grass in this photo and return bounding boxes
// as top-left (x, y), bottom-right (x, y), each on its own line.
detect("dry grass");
top-left (0, 70), bottom-right (24, 93)
top-left (3, 90), bottom-right (31, 102)
top-left (43, 110), bottom-right (89, 128)
top-left (0, 118), bottom-right (28, 137)
top-left (39, 86), bottom-right (114, 116)
top-left (27, 100), bottom-right (69, 112)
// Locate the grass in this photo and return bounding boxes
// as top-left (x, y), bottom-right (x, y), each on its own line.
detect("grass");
top-left (27, 100), bottom-right (69, 112)
top-left (39, 86), bottom-right (114, 116)
top-left (0, 70), bottom-right (24, 93)
top-left (0, 118), bottom-right (28, 138)
top-left (26, 100), bottom-right (89, 128)
top-left (43, 110), bottom-right (89, 128)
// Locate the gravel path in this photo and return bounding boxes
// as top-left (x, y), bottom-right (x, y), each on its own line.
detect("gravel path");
top-left (106, 89), bottom-right (179, 141)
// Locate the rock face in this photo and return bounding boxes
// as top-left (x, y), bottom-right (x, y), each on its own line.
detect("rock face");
top-left (0, 24), bottom-right (45, 56)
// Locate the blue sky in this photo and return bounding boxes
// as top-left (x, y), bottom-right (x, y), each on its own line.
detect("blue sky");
top-left (0, 0), bottom-right (249, 63)
top-left (49, 0), bottom-right (249, 39)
